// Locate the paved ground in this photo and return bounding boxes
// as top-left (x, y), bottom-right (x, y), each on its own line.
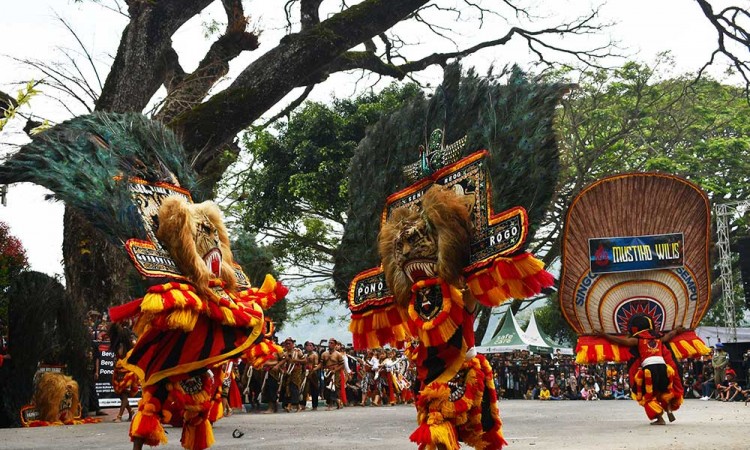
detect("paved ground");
top-left (0, 399), bottom-right (747, 449)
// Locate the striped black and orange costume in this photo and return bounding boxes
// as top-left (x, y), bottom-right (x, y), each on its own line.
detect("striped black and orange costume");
top-left (0, 112), bottom-right (287, 450)
top-left (631, 329), bottom-right (684, 422)
top-left (560, 173), bottom-right (712, 426)
top-left (348, 144), bottom-right (556, 449)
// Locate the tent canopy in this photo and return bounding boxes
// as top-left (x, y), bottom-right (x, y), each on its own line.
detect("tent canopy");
top-left (696, 326), bottom-right (750, 345)
top-left (477, 308), bottom-right (552, 354)
top-left (524, 312), bottom-right (574, 355)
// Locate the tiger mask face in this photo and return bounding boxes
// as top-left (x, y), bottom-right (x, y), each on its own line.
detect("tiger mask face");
top-left (379, 185), bottom-right (472, 307)
top-left (156, 196), bottom-right (238, 298)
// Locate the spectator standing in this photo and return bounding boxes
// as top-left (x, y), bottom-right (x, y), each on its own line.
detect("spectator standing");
top-left (713, 343), bottom-right (729, 386)
top-left (80, 341), bottom-right (104, 417)
top-left (303, 341), bottom-right (321, 411)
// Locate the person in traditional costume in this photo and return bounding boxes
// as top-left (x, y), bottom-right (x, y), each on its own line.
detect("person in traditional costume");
top-left (382, 348), bottom-right (401, 406)
top-left (0, 113), bottom-right (286, 450)
top-left (281, 337), bottom-right (306, 412)
top-left (207, 360), bottom-right (241, 421)
top-left (109, 323), bottom-right (139, 423)
top-left (559, 173), bottom-right (713, 432)
top-left (597, 316), bottom-right (686, 425)
top-left (346, 65), bottom-right (567, 449)
top-left (261, 349), bottom-right (283, 414)
top-left (358, 349), bottom-right (379, 406)
top-left (321, 338), bottom-right (347, 410)
top-left (303, 341), bottom-right (321, 411)
top-left (119, 194), bottom-right (286, 450)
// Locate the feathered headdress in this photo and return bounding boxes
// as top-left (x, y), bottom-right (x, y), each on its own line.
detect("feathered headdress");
top-left (345, 65), bottom-right (567, 349)
top-left (336, 64), bottom-right (571, 301)
top-left (0, 112), bottom-right (198, 244)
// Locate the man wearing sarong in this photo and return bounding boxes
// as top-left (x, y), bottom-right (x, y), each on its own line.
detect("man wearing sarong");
top-left (281, 338), bottom-right (306, 412)
top-left (320, 338), bottom-right (346, 410)
top-left (303, 341), bottom-right (321, 411)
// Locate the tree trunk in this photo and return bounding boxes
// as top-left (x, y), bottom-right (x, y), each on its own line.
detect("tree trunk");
top-left (60, 0), bottom-right (430, 349)
top-left (63, 209), bottom-right (132, 315)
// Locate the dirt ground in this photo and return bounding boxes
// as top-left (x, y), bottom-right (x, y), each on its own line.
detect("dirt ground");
top-left (0, 399), bottom-right (746, 450)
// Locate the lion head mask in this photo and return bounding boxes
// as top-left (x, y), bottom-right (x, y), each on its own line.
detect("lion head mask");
top-left (156, 196), bottom-right (238, 298)
top-left (379, 185), bottom-right (472, 307)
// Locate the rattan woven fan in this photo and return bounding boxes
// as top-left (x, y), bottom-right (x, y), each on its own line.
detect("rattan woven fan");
top-left (559, 173), bottom-right (711, 335)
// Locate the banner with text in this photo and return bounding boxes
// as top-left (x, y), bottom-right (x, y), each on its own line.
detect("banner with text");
top-left (589, 233), bottom-right (684, 274)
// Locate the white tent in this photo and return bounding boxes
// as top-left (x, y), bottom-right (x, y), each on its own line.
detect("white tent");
top-left (524, 312), bottom-right (574, 355)
top-left (476, 308), bottom-right (552, 354)
top-left (696, 326), bottom-right (750, 345)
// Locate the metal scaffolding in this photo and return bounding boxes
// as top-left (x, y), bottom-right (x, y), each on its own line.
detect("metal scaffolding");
top-left (714, 200), bottom-right (750, 343)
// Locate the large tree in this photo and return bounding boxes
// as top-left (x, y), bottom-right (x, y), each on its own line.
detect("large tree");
top-left (530, 58), bottom-right (750, 268)
top-left (2, 0), bottom-right (615, 325)
top-left (2, 1), bottom-right (748, 337)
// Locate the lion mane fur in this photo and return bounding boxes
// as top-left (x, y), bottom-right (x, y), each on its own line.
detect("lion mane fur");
top-left (379, 185), bottom-right (472, 307)
top-left (33, 372), bottom-right (80, 423)
top-left (156, 196), bottom-right (238, 299)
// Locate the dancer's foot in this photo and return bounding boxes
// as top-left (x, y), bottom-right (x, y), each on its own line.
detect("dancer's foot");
top-left (651, 417), bottom-right (666, 425)
top-left (667, 411), bottom-right (676, 422)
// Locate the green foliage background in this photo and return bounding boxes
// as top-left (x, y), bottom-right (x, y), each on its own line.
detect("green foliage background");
top-left (0, 222), bottom-right (29, 328)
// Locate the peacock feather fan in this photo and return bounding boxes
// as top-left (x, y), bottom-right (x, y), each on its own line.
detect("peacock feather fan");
top-left (333, 63), bottom-right (570, 301)
top-left (0, 112), bottom-right (198, 244)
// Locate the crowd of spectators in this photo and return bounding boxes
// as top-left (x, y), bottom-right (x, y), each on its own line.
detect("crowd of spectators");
top-left (488, 349), bottom-right (631, 401)
top-left (679, 344), bottom-right (750, 403)
top-left (60, 314), bottom-right (750, 411)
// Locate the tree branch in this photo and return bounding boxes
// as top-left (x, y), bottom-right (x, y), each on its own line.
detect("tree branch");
top-left (0, 90), bottom-right (17, 115)
top-left (695, 0), bottom-right (750, 95)
top-left (155, 0), bottom-right (260, 123)
top-left (171, 0), bottom-right (431, 192)
top-left (300, 0), bottom-right (323, 30)
top-left (56, 15), bottom-right (104, 92)
top-left (259, 84), bottom-right (316, 128)
top-left (165, 1), bottom-right (608, 199)
top-left (97, 0), bottom-right (215, 112)
top-left (13, 57), bottom-right (95, 113)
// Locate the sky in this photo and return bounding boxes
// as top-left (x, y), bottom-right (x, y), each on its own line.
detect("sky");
top-left (0, 0), bottom-right (739, 342)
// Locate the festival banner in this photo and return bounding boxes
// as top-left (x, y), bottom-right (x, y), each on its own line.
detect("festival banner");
top-left (95, 340), bottom-right (140, 408)
top-left (589, 233), bottom-right (684, 274)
